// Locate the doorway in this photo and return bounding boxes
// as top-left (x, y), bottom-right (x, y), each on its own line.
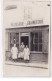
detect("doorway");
top-left (21, 36), bottom-right (29, 47)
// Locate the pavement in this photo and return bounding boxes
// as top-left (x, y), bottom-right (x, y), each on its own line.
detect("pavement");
top-left (3, 61), bottom-right (49, 77)
top-left (5, 60), bottom-right (48, 69)
top-left (4, 55), bottom-right (49, 77)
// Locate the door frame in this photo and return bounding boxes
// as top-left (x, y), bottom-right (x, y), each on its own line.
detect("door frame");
top-left (20, 32), bottom-right (30, 49)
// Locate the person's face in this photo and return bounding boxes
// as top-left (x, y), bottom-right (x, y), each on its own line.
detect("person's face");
top-left (26, 45), bottom-right (28, 48)
top-left (21, 42), bottom-right (23, 45)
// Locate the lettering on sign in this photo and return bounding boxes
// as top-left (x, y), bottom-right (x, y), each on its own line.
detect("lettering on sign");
top-left (11, 19), bottom-right (43, 26)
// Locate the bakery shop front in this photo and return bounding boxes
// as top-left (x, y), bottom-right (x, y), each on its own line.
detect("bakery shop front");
top-left (4, 2), bottom-right (50, 62)
top-left (5, 20), bottom-right (49, 62)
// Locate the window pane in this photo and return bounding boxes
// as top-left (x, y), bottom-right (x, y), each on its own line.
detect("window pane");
top-left (34, 38), bottom-right (38, 43)
top-left (31, 33), bottom-right (34, 51)
top-left (39, 32), bottom-right (42, 38)
top-left (35, 32), bottom-right (38, 38)
top-left (16, 33), bottom-right (19, 44)
top-left (10, 33), bottom-right (11, 43)
top-left (31, 32), bottom-right (42, 52)
top-left (39, 38), bottom-right (42, 43)
top-left (35, 44), bottom-right (38, 51)
top-left (39, 44), bottom-right (42, 51)
top-left (10, 33), bottom-right (19, 49)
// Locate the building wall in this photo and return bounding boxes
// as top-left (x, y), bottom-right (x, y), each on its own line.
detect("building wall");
top-left (3, 1), bottom-right (50, 29)
top-left (42, 30), bottom-right (49, 53)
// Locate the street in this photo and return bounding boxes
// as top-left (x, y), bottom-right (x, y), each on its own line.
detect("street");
top-left (3, 62), bottom-right (49, 77)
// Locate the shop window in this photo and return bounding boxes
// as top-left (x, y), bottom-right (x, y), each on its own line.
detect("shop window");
top-left (31, 32), bottom-right (42, 51)
top-left (10, 33), bottom-right (19, 49)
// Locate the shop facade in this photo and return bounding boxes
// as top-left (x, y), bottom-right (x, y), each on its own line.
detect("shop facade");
top-left (4, 1), bottom-right (50, 62)
top-left (5, 25), bottom-right (49, 62)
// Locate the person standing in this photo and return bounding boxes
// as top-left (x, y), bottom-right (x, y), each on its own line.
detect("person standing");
top-left (24, 45), bottom-right (30, 63)
top-left (18, 42), bottom-right (25, 60)
top-left (11, 44), bottom-right (18, 62)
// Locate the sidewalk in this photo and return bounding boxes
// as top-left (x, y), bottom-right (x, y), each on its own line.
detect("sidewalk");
top-left (5, 61), bottom-right (48, 69)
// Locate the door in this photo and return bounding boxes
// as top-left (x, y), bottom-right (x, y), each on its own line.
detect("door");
top-left (21, 36), bottom-right (29, 47)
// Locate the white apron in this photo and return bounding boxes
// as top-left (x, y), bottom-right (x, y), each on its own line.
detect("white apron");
top-left (11, 47), bottom-right (18, 59)
top-left (18, 52), bottom-right (24, 58)
top-left (18, 45), bottom-right (24, 58)
top-left (24, 48), bottom-right (30, 60)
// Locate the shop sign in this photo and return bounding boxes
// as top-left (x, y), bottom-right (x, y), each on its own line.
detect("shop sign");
top-left (21, 33), bottom-right (29, 36)
top-left (11, 19), bottom-right (43, 27)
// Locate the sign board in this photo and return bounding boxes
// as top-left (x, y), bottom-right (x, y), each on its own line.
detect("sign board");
top-left (20, 33), bottom-right (29, 36)
top-left (11, 19), bottom-right (43, 27)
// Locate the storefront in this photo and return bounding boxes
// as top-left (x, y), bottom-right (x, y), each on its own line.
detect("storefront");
top-left (4, 1), bottom-right (50, 62)
top-left (6, 25), bottom-right (49, 55)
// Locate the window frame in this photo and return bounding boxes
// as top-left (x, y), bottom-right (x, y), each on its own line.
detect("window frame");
top-left (31, 32), bottom-right (42, 52)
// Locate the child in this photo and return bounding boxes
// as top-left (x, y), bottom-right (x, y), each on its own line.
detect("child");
top-left (24, 45), bottom-right (30, 63)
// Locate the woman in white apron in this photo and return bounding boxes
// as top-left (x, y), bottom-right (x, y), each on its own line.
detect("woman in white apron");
top-left (18, 42), bottom-right (25, 60)
top-left (24, 45), bottom-right (30, 63)
top-left (11, 44), bottom-right (18, 62)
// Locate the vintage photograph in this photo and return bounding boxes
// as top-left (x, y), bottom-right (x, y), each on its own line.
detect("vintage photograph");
top-left (3, 0), bottom-right (50, 77)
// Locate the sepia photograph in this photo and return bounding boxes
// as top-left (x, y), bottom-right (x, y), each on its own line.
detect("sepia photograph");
top-left (3, 0), bottom-right (50, 77)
